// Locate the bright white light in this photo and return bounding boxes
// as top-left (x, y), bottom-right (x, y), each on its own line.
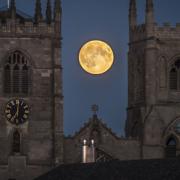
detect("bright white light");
top-left (8, 0), bottom-right (10, 8)
top-left (82, 139), bottom-right (87, 163)
top-left (83, 139), bottom-right (87, 145)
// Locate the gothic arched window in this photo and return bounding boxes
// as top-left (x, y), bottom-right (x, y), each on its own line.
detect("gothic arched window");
top-left (12, 130), bottom-right (21, 154)
top-left (169, 68), bottom-right (177, 90)
top-left (4, 51), bottom-right (30, 95)
top-left (169, 59), bottom-right (180, 90)
top-left (165, 137), bottom-right (176, 158)
top-left (13, 64), bottom-right (20, 93)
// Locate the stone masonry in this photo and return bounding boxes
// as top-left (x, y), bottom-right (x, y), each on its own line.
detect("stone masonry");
top-left (0, 0), bottom-right (180, 180)
top-left (0, 0), bottom-right (63, 179)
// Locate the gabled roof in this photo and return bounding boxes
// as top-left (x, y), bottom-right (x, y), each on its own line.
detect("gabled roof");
top-left (67, 114), bottom-right (121, 140)
top-left (35, 158), bottom-right (180, 180)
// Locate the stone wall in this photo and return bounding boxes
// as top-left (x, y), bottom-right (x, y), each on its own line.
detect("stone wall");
top-left (63, 117), bottom-right (141, 164)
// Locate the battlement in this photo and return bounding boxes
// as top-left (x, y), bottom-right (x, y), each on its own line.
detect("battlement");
top-left (130, 22), bottom-right (180, 43)
top-left (155, 22), bottom-right (180, 39)
top-left (0, 19), bottom-right (54, 36)
top-left (0, 0), bottom-right (61, 37)
top-left (130, 24), bottom-right (146, 43)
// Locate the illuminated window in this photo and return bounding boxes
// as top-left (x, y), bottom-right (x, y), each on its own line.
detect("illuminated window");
top-left (4, 51), bottom-right (30, 95)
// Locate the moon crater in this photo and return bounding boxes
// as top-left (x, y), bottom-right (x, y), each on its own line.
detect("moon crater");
top-left (79, 40), bottom-right (114, 75)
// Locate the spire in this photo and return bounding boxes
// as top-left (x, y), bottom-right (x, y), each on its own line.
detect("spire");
top-left (129, 0), bottom-right (137, 28)
top-left (145, 0), bottom-right (154, 25)
top-left (46, 0), bottom-right (52, 24)
top-left (91, 104), bottom-right (99, 119)
top-left (34, 0), bottom-right (43, 24)
top-left (54, 0), bottom-right (62, 21)
top-left (10, 0), bottom-right (16, 18)
top-left (53, 0), bottom-right (62, 48)
top-left (8, 0), bottom-right (10, 8)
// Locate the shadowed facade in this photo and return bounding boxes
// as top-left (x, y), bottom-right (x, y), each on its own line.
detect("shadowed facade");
top-left (0, 0), bottom-right (63, 179)
top-left (0, 0), bottom-right (180, 179)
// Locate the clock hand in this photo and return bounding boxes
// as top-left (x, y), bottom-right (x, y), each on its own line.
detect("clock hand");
top-left (16, 101), bottom-right (19, 117)
top-left (11, 101), bottom-right (19, 123)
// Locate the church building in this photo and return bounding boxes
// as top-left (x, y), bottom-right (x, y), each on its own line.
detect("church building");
top-left (0, 0), bottom-right (179, 179)
top-left (0, 0), bottom-right (63, 179)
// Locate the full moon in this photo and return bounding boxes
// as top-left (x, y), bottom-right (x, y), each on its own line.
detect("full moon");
top-left (79, 40), bottom-right (114, 75)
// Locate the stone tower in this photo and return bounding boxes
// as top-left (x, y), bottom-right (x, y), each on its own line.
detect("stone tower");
top-left (126, 0), bottom-right (180, 159)
top-left (0, 0), bottom-right (63, 179)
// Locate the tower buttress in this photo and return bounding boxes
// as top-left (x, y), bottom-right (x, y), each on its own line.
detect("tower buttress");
top-left (54, 0), bottom-right (61, 20)
top-left (10, 0), bottom-right (16, 19)
top-left (144, 0), bottom-right (157, 105)
top-left (54, 0), bottom-right (62, 41)
top-left (46, 0), bottom-right (52, 24)
top-left (53, 0), bottom-right (63, 165)
top-left (129, 0), bottom-right (137, 28)
top-left (34, 0), bottom-right (43, 24)
top-left (145, 0), bottom-right (155, 36)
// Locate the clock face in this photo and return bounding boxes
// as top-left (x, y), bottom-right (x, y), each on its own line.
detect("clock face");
top-left (5, 99), bottom-right (29, 125)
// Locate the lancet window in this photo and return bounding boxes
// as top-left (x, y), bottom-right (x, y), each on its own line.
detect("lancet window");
top-left (4, 51), bottom-right (30, 95)
top-left (169, 59), bottom-right (180, 90)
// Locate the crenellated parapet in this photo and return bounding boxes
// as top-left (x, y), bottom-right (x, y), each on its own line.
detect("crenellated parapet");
top-left (131, 22), bottom-right (180, 42)
top-left (0, 0), bottom-right (61, 38)
top-left (155, 23), bottom-right (180, 39)
top-left (0, 20), bottom-right (54, 36)
top-left (130, 24), bottom-right (146, 43)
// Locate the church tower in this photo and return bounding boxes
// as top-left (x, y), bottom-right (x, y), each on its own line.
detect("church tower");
top-left (126, 0), bottom-right (180, 159)
top-left (0, 0), bottom-right (63, 179)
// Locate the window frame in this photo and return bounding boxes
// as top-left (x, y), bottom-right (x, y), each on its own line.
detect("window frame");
top-left (3, 50), bottom-right (31, 97)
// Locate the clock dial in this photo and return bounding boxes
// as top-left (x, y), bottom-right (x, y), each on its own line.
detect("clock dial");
top-left (5, 99), bottom-right (29, 125)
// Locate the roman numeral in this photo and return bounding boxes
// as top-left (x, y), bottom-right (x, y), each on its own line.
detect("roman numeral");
top-left (7, 114), bottom-right (11, 119)
top-left (5, 110), bottom-right (10, 114)
top-left (6, 105), bottom-right (11, 109)
top-left (23, 114), bottom-right (28, 119)
top-left (25, 110), bottom-right (29, 114)
top-left (23, 105), bottom-right (28, 109)
top-left (11, 101), bottom-right (15, 106)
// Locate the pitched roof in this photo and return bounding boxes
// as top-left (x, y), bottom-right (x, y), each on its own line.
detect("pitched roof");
top-left (35, 158), bottom-right (180, 180)
top-left (69, 115), bottom-right (121, 140)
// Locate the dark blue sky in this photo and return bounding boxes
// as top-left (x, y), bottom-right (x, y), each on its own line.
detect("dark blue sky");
top-left (3, 0), bottom-right (180, 136)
